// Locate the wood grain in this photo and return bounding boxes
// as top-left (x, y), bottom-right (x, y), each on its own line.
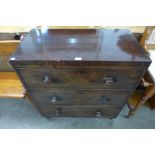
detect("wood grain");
top-left (30, 89), bottom-right (130, 107)
top-left (18, 68), bottom-right (144, 89)
top-left (9, 29), bottom-right (151, 62)
top-left (10, 28), bottom-right (151, 118)
top-left (0, 72), bottom-right (25, 98)
top-left (40, 105), bottom-right (122, 118)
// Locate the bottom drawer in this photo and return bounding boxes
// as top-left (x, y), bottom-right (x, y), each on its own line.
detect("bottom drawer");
top-left (39, 105), bottom-right (122, 118)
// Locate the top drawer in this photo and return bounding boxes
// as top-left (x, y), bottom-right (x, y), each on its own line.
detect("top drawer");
top-left (17, 68), bottom-right (143, 89)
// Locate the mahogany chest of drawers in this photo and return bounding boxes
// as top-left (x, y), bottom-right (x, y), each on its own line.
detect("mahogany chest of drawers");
top-left (9, 28), bottom-right (151, 118)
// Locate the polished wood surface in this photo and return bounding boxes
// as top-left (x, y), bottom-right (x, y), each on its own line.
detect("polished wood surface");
top-left (10, 29), bottom-right (151, 63)
top-left (40, 105), bottom-right (121, 118)
top-left (18, 68), bottom-right (144, 89)
top-left (0, 72), bottom-right (25, 98)
top-left (10, 28), bottom-right (151, 118)
top-left (0, 41), bottom-right (19, 54)
top-left (30, 89), bottom-right (130, 107)
top-left (0, 33), bottom-right (26, 99)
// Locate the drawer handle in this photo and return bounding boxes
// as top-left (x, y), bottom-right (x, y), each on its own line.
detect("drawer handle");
top-left (91, 76), bottom-right (117, 85)
top-left (43, 75), bottom-right (54, 83)
top-left (51, 96), bottom-right (58, 104)
top-left (43, 75), bottom-right (50, 83)
top-left (96, 110), bottom-right (102, 117)
top-left (103, 76), bottom-right (115, 85)
top-left (51, 96), bottom-right (62, 104)
top-left (56, 108), bottom-right (61, 116)
top-left (98, 96), bottom-right (109, 104)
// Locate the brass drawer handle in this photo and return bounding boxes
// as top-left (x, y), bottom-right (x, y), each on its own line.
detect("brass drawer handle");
top-left (98, 96), bottom-right (109, 104)
top-left (96, 110), bottom-right (102, 117)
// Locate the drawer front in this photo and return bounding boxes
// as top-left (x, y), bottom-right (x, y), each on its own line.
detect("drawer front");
top-left (18, 68), bottom-right (143, 89)
top-left (39, 105), bottom-right (122, 118)
top-left (30, 89), bottom-right (129, 107)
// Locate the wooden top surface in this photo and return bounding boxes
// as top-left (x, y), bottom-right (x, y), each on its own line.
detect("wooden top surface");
top-left (10, 28), bottom-right (151, 63)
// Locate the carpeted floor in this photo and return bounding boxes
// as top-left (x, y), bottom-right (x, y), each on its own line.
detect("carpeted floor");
top-left (0, 98), bottom-right (155, 129)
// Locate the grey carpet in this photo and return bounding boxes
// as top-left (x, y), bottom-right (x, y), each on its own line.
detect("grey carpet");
top-left (0, 98), bottom-right (155, 129)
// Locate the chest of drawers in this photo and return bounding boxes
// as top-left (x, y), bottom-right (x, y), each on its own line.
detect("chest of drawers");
top-left (9, 29), bottom-right (151, 118)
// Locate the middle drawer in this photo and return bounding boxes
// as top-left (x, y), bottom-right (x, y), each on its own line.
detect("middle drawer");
top-left (18, 68), bottom-right (143, 89)
top-left (30, 89), bottom-right (130, 107)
